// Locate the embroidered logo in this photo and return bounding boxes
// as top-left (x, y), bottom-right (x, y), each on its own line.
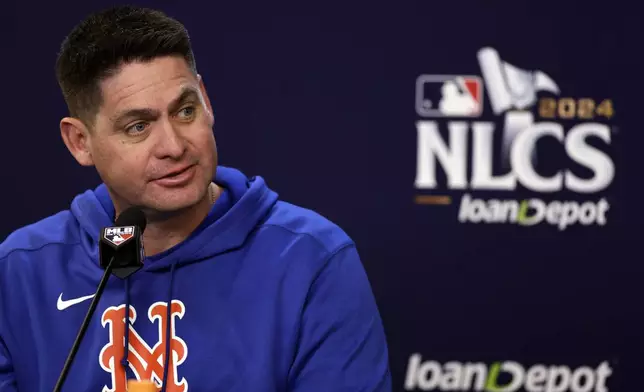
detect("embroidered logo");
top-left (99, 301), bottom-right (188, 392)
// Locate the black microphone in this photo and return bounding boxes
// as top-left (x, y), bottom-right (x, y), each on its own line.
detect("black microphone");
top-left (53, 207), bottom-right (147, 392)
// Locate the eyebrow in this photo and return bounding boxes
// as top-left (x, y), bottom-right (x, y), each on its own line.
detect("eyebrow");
top-left (168, 86), bottom-right (200, 113)
top-left (111, 86), bottom-right (201, 128)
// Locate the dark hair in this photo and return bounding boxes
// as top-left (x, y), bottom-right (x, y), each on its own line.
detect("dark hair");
top-left (55, 6), bottom-right (197, 126)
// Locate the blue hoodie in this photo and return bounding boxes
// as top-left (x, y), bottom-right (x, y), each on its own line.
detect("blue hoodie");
top-left (0, 166), bottom-right (390, 391)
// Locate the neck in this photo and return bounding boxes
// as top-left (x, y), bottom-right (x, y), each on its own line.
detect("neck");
top-left (119, 183), bottom-right (219, 257)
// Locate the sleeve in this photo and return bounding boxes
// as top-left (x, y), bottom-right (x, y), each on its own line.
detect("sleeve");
top-left (0, 336), bottom-right (16, 391)
top-left (0, 256), bottom-right (17, 391)
top-left (287, 244), bottom-right (391, 392)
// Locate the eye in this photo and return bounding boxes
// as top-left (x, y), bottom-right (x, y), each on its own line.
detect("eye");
top-left (126, 122), bottom-right (148, 135)
top-left (177, 106), bottom-right (196, 120)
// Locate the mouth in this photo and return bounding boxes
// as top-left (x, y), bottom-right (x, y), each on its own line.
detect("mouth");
top-left (158, 165), bottom-right (194, 179)
top-left (152, 164), bottom-right (197, 187)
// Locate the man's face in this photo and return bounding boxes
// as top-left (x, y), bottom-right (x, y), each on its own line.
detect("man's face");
top-left (87, 56), bottom-right (217, 215)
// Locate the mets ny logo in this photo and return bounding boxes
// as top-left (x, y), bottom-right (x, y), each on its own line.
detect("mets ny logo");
top-left (99, 300), bottom-right (188, 392)
top-left (405, 354), bottom-right (613, 392)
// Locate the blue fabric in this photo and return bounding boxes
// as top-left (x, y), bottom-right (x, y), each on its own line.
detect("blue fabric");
top-left (0, 166), bottom-right (390, 391)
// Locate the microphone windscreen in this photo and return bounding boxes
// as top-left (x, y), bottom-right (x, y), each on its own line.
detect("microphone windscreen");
top-left (115, 207), bottom-right (147, 234)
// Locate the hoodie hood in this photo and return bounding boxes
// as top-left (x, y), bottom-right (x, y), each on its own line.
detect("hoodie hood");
top-left (70, 166), bottom-right (279, 273)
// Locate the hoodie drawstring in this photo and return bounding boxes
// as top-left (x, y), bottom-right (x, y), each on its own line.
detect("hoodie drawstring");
top-left (120, 262), bottom-right (177, 391)
top-left (160, 261), bottom-right (177, 392)
top-left (121, 278), bottom-right (133, 380)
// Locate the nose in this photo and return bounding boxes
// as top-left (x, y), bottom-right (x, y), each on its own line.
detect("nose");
top-left (155, 119), bottom-right (186, 160)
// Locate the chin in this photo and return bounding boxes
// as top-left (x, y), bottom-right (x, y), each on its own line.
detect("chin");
top-left (146, 185), bottom-right (207, 213)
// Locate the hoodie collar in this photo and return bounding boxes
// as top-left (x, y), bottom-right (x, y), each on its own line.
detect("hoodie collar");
top-left (71, 166), bottom-right (279, 273)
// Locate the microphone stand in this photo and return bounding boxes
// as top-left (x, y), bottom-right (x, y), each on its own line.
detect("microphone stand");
top-left (52, 256), bottom-right (116, 392)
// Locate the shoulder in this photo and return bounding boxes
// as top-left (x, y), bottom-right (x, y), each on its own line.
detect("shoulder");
top-left (260, 200), bottom-right (354, 256)
top-left (0, 210), bottom-right (80, 261)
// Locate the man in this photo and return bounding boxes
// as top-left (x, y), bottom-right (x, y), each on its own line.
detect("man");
top-left (0, 6), bottom-right (390, 391)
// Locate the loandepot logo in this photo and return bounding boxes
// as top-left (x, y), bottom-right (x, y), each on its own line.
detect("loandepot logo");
top-left (414, 47), bottom-right (616, 230)
top-left (405, 354), bottom-right (613, 392)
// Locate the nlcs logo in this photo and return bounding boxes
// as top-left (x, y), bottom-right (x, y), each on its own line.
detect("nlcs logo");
top-left (99, 301), bottom-right (188, 392)
top-left (413, 47), bottom-right (616, 229)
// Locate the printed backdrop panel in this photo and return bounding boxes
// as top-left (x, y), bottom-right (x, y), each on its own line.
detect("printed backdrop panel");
top-left (2, 2), bottom-right (640, 391)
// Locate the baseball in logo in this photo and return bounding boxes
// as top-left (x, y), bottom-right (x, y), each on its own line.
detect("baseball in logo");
top-left (103, 226), bottom-right (135, 246)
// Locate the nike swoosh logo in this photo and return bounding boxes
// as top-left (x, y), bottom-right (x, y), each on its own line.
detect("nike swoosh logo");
top-left (57, 293), bottom-right (95, 311)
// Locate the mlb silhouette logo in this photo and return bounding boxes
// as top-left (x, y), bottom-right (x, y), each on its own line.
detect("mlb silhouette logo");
top-left (416, 75), bottom-right (483, 117)
top-left (104, 226), bottom-right (135, 246)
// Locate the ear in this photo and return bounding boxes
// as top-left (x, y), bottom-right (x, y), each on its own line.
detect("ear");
top-left (60, 117), bottom-right (95, 166)
top-left (197, 74), bottom-right (215, 124)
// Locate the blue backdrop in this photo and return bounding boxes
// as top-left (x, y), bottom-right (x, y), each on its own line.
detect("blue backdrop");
top-left (4, 1), bottom-right (641, 391)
